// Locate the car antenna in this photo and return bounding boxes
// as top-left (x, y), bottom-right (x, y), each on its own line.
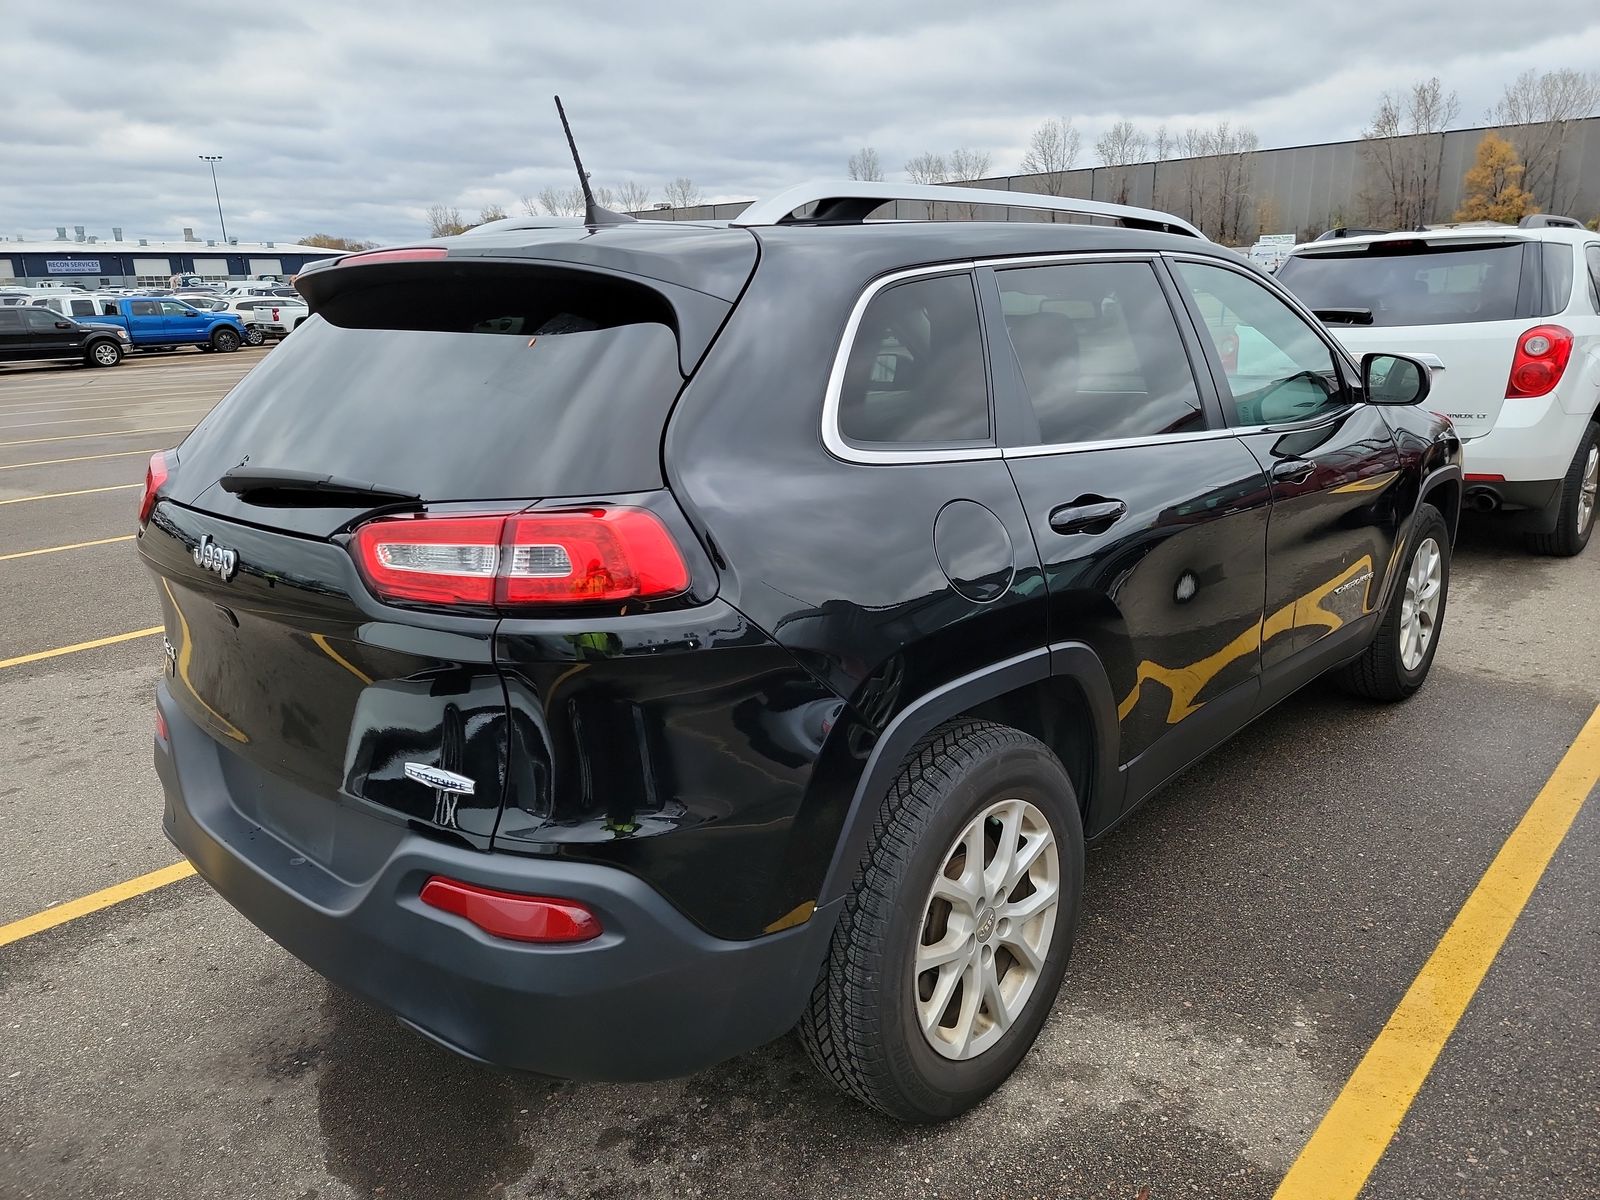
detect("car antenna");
top-left (554, 95), bottom-right (635, 227)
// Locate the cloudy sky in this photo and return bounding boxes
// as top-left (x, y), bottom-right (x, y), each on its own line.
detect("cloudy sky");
top-left (3, 0), bottom-right (1598, 247)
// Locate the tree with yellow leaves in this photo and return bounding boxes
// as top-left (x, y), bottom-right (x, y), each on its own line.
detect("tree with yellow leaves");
top-left (1454, 133), bottom-right (1538, 223)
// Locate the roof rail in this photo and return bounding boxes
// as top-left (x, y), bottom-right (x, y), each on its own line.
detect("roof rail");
top-left (729, 180), bottom-right (1205, 239)
top-left (1519, 214), bottom-right (1584, 229)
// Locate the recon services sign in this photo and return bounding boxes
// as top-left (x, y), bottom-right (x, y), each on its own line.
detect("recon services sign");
top-left (45, 259), bottom-right (100, 274)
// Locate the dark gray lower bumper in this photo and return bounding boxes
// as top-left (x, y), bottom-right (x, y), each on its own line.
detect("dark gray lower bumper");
top-left (154, 681), bottom-right (836, 1081)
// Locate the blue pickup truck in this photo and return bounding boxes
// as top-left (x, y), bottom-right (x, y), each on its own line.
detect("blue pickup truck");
top-left (81, 296), bottom-right (248, 353)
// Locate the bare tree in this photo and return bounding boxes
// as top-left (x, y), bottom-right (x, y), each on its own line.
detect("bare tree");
top-left (947, 147), bottom-right (991, 181)
top-left (477, 204), bottom-right (507, 224)
top-left (663, 178), bottom-right (702, 209)
top-left (1489, 68), bottom-right (1600, 209)
top-left (519, 194), bottom-right (541, 217)
top-left (425, 204), bottom-right (468, 237)
top-left (592, 185), bottom-right (617, 210)
top-left (301, 233), bottom-right (376, 250)
top-left (1164, 122), bottom-right (1259, 242)
top-left (537, 186), bottom-right (586, 216)
top-left (1359, 77), bottom-right (1460, 229)
top-left (847, 146), bottom-right (884, 181)
top-left (1095, 120), bottom-right (1149, 166)
top-left (904, 152), bottom-right (947, 184)
top-left (1151, 125), bottom-right (1174, 161)
top-left (616, 180), bottom-right (652, 212)
top-left (1019, 118), bottom-right (1082, 202)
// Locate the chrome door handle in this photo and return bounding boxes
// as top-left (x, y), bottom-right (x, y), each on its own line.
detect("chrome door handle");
top-left (1271, 458), bottom-right (1316, 485)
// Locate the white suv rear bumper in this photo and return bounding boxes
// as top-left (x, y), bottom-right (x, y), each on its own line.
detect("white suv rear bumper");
top-left (1460, 392), bottom-right (1590, 484)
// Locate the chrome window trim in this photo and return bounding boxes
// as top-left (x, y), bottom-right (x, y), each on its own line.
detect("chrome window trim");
top-left (822, 261), bottom-right (1007, 465)
top-left (824, 252), bottom-right (1250, 465)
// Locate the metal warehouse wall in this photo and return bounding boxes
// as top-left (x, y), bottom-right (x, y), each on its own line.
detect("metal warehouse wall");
top-left (648, 117), bottom-right (1600, 242)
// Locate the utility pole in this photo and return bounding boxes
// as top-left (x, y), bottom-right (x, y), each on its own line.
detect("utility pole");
top-left (199, 155), bottom-right (229, 242)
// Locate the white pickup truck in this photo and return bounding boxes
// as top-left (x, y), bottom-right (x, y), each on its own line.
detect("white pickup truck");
top-left (218, 296), bottom-right (309, 345)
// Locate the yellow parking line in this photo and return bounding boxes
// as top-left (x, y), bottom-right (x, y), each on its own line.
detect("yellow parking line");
top-left (0, 626), bottom-right (162, 670)
top-left (0, 424), bottom-right (192, 448)
top-left (0, 861), bottom-right (197, 948)
top-left (0, 483), bottom-right (140, 505)
top-left (1274, 703), bottom-right (1600, 1200)
top-left (0, 535), bottom-right (136, 561)
top-left (0, 448), bottom-right (164, 471)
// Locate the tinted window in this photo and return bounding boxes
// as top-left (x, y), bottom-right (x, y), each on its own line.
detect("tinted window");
top-left (0, 309), bottom-right (20, 330)
top-left (160, 301), bottom-right (197, 316)
top-left (1276, 241), bottom-right (1525, 326)
top-left (175, 265), bottom-right (686, 501)
top-left (23, 309), bottom-right (61, 330)
top-left (70, 299), bottom-right (96, 316)
top-left (1586, 246), bottom-right (1600, 312)
top-left (130, 301), bottom-right (159, 317)
top-left (838, 272), bottom-right (990, 445)
top-left (1175, 260), bottom-right (1347, 426)
top-left (1539, 243), bottom-right (1574, 316)
top-left (998, 261), bottom-right (1204, 444)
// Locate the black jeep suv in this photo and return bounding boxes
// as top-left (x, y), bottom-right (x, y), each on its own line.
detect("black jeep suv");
top-left (139, 183), bottom-right (1461, 1121)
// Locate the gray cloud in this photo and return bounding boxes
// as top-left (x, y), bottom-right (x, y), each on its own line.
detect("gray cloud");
top-left (2, 0), bottom-right (1597, 245)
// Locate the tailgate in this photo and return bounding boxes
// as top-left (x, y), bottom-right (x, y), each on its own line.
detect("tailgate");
top-left (1329, 321), bottom-right (1522, 439)
top-left (141, 503), bottom-right (510, 848)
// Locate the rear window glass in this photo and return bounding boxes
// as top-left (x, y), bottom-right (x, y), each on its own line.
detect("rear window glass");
top-left (176, 266), bottom-right (685, 502)
top-left (1277, 242), bottom-right (1526, 326)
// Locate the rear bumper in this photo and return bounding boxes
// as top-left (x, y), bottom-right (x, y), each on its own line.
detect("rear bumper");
top-left (1461, 395), bottom-right (1588, 486)
top-left (154, 681), bottom-right (836, 1081)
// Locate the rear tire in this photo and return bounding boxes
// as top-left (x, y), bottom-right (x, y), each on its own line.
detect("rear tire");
top-left (210, 327), bottom-right (240, 353)
top-left (86, 340), bottom-right (123, 368)
top-left (243, 324), bottom-right (266, 347)
top-left (1340, 503), bottom-right (1450, 702)
top-left (1526, 421), bottom-right (1598, 558)
top-left (798, 720), bottom-right (1084, 1122)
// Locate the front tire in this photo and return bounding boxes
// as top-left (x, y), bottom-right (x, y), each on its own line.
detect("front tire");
top-left (1340, 503), bottom-right (1450, 701)
top-left (210, 327), bottom-right (241, 353)
top-left (1526, 421), bottom-right (1598, 558)
top-left (242, 324), bottom-right (266, 347)
top-left (799, 720), bottom-right (1084, 1122)
top-left (86, 340), bottom-right (123, 368)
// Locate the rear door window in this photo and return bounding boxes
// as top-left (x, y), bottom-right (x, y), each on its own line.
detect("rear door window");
top-left (837, 272), bottom-right (990, 446)
top-left (1174, 260), bottom-right (1349, 426)
top-left (996, 260), bottom-right (1205, 444)
top-left (130, 300), bottom-right (159, 317)
top-left (175, 264), bottom-right (687, 503)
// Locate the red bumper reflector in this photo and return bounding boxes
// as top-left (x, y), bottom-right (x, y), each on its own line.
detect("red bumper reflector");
top-left (155, 708), bottom-right (169, 742)
top-left (420, 877), bottom-right (602, 943)
top-left (1465, 473), bottom-right (1506, 482)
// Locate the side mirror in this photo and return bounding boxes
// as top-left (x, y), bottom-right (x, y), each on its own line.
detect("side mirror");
top-left (1361, 352), bottom-right (1431, 406)
top-left (55, 320), bottom-right (73, 329)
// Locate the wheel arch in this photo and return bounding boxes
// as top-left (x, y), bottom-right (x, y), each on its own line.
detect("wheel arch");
top-left (816, 643), bottom-right (1122, 908)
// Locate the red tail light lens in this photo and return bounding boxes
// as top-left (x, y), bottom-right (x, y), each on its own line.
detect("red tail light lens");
top-left (1505, 324), bottom-right (1573, 399)
top-left (349, 508), bottom-right (691, 610)
top-left (138, 452), bottom-right (169, 527)
top-left (420, 876), bottom-right (601, 943)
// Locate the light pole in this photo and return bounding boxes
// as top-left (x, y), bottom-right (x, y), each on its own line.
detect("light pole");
top-left (199, 155), bottom-right (229, 242)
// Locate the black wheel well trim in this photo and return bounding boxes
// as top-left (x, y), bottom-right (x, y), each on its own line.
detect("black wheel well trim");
top-left (1376, 462), bottom-right (1462, 613)
top-left (815, 642), bottom-right (1121, 907)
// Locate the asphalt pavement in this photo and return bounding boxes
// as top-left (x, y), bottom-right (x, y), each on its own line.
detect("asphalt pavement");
top-left (0, 350), bottom-right (1595, 1200)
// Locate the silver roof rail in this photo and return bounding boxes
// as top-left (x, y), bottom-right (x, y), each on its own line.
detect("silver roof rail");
top-left (730, 180), bottom-right (1205, 239)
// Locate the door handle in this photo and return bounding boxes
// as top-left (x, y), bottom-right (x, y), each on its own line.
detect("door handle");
top-left (1271, 458), bottom-right (1316, 485)
top-left (1049, 497), bottom-right (1126, 535)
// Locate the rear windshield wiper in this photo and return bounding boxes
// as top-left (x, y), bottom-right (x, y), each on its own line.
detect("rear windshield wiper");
top-left (1313, 306), bottom-right (1374, 325)
top-left (219, 466), bottom-right (423, 507)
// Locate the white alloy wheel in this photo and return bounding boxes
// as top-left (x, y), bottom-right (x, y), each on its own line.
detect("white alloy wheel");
top-left (1400, 536), bottom-right (1443, 671)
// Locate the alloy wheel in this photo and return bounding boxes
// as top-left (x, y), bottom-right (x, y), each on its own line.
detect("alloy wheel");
top-left (1579, 445), bottom-right (1598, 537)
top-left (914, 798), bottom-right (1060, 1061)
top-left (1399, 536), bottom-right (1443, 671)
top-left (92, 343), bottom-right (119, 366)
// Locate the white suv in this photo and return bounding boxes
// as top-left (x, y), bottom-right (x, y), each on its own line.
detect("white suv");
top-left (1279, 217), bottom-right (1600, 556)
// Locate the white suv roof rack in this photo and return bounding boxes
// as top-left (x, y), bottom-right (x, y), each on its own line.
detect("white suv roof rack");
top-left (730, 180), bottom-right (1205, 239)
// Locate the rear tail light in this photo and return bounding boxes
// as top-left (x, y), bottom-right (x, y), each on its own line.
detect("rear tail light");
top-left (1505, 324), bottom-right (1573, 399)
top-left (349, 508), bottom-right (691, 610)
top-left (420, 877), bottom-right (601, 943)
top-left (138, 452), bottom-right (170, 527)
